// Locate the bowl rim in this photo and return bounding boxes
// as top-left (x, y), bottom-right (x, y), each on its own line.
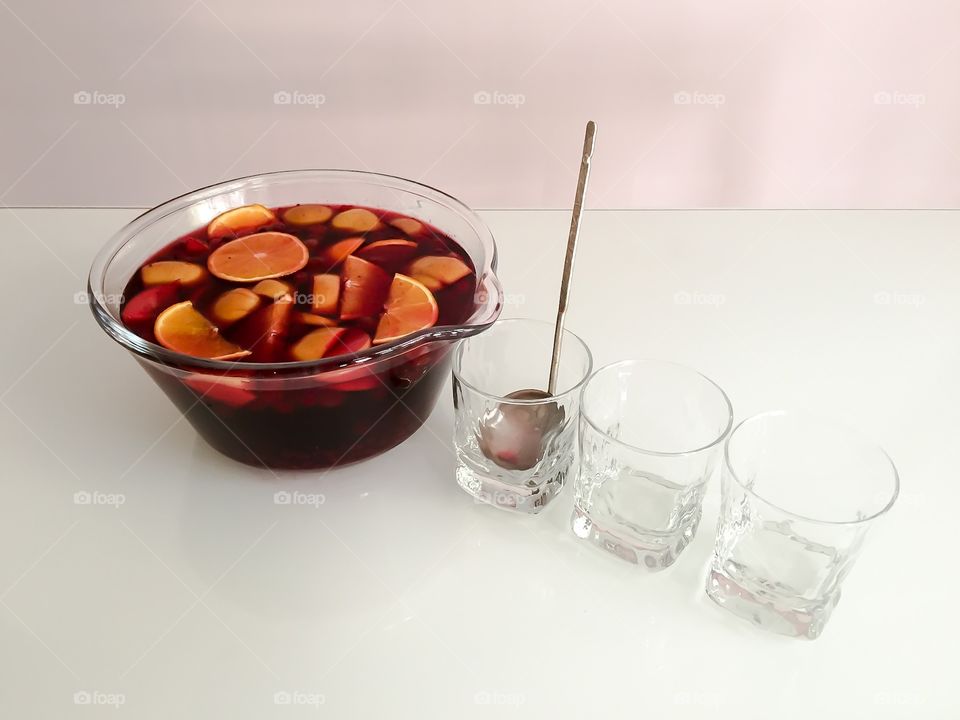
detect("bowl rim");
top-left (88, 168), bottom-right (503, 374)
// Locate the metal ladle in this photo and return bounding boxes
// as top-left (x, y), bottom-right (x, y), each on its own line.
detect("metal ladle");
top-left (479, 121), bottom-right (597, 470)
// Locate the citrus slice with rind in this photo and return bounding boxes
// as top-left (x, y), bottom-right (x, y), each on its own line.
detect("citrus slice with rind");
top-left (154, 301), bottom-right (250, 360)
top-left (207, 232), bottom-right (308, 282)
top-left (373, 274), bottom-right (439, 345)
top-left (207, 204), bottom-right (276, 239)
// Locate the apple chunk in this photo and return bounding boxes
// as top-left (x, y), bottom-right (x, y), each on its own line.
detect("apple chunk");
top-left (358, 239), bottom-right (418, 267)
top-left (290, 327), bottom-right (371, 361)
top-left (252, 279), bottom-right (293, 301)
top-left (389, 217), bottom-right (424, 235)
top-left (182, 375), bottom-right (256, 408)
top-left (340, 255), bottom-right (392, 321)
top-left (311, 274), bottom-right (340, 315)
top-left (210, 288), bottom-right (261, 327)
top-left (319, 237), bottom-right (364, 269)
top-left (121, 283), bottom-right (181, 329)
top-left (229, 295), bottom-right (294, 362)
top-left (406, 255), bottom-right (472, 287)
top-left (296, 312), bottom-right (337, 328)
top-left (141, 260), bottom-right (207, 288)
top-left (282, 204), bottom-right (332, 226)
top-left (331, 208), bottom-right (380, 233)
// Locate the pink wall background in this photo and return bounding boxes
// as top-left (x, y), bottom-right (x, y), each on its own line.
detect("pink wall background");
top-left (2, 0), bottom-right (958, 209)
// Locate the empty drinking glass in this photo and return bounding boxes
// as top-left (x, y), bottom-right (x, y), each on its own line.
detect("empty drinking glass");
top-left (707, 411), bottom-right (899, 639)
top-left (452, 319), bottom-right (592, 514)
top-left (573, 360), bottom-right (733, 570)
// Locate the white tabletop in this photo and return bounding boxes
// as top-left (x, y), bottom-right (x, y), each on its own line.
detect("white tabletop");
top-left (1, 208), bottom-right (955, 718)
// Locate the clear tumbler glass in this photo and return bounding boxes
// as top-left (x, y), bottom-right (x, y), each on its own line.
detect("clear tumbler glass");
top-left (573, 360), bottom-right (733, 570)
top-left (707, 411), bottom-right (899, 639)
top-left (452, 319), bottom-right (592, 514)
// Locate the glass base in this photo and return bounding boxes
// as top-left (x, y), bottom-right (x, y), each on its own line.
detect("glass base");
top-left (455, 456), bottom-right (571, 514)
top-left (570, 504), bottom-right (700, 571)
top-left (705, 568), bottom-right (837, 640)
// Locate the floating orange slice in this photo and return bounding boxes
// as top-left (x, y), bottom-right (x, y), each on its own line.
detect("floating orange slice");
top-left (311, 274), bottom-right (340, 315)
top-left (207, 204), bottom-right (276, 239)
top-left (141, 260), bottom-right (207, 288)
top-left (373, 274), bottom-right (439, 345)
top-left (209, 288), bottom-right (261, 327)
top-left (389, 217), bottom-right (424, 235)
top-left (154, 301), bottom-right (250, 360)
top-left (207, 232), bottom-right (309, 282)
top-left (252, 278), bottom-right (293, 300)
top-left (331, 208), bottom-right (380, 233)
top-left (406, 255), bottom-right (472, 287)
top-left (282, 204), bottom-right (333, 226)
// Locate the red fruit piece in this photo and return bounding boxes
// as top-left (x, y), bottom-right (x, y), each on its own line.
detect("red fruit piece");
top-left (330, 328), bottom-right (372, 357)
top-left (180, 237), bottom-right (209, 257)
top-left (121, 283), bottom-right (181, 328)
top-left (182, 375), bottom-right (256, 408)
top-left (318, 364), bottom-right (381, 392)
top-left (289, 327), bottom-right (371, 361)
top-left (358, 239), bottom-right (418, 268)
top-left (340, 255), bottom-right (392, 321)
top-left (229, 296), bottom-right (294, 362)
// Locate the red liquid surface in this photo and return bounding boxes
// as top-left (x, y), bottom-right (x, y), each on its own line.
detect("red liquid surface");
top-left (119, 204), bottom-right (478, 469)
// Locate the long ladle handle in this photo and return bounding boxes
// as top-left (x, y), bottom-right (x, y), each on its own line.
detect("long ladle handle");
top-left (548, 120), bottom-right (596, 395)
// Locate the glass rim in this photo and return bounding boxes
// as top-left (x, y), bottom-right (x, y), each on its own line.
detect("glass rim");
top-left (580, 358), bottom-right (734, 457)
top-left (724, 410), bottom-right (900, 526)
top-left (452, 318), bottom-right (593, 404)
top-left (87, 168), bottom-right (503, 374)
